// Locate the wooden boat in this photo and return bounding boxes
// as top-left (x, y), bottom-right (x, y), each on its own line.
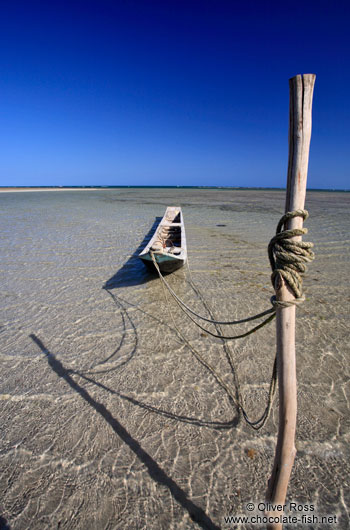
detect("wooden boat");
top-left (139, 206), bottom-right (187, 273)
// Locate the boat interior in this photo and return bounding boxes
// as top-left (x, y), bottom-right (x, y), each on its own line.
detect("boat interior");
top-left (151, 208), bottom-right (182, 253)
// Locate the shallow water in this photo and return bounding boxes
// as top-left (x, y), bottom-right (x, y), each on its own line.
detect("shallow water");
top-left (1, 188), bottom-right (349, 529)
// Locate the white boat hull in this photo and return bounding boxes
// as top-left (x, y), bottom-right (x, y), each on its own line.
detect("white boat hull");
top-left (139, 207), bottom-right (187, 274)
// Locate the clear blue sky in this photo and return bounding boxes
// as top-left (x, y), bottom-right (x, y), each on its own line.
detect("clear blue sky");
top-left (1, 0), bottom-right (349, 189)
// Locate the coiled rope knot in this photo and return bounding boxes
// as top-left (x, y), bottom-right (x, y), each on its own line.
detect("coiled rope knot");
top-left (268, 209), bottom-right (315, 307)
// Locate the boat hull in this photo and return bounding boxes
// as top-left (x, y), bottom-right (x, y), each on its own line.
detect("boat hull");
top-left (140, 253), bottom-right (185, 273)
top-left (138, 206), bottom-right (187, 274)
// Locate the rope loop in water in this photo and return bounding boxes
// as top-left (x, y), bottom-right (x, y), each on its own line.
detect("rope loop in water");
top-left (150, 209), bottom-right (314, 429)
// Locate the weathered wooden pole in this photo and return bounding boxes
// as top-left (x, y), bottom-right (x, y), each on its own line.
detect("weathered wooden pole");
top-left (266, 74), bottom-right (316, 529)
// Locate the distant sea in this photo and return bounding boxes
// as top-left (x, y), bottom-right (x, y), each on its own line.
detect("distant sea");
top-left (0, 185), bottom-right (349, 191)
top-left (0, 185), bottom-right (350, 192)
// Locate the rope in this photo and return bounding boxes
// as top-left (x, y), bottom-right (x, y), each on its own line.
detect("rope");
top-left (155, 258), bottom-right (273, 430)
top-left (151, 252), bottom-right (276, 340)
top-left (151, 209), bottom-right (314, 339)
top-left (268, 209), bottom-right (314, 300)
top-left (151, 263), bottom-right (276, 325)
top-left (149, 209), bottom-right (314, 429)
top-left (152, 252), bottom-right (277, 430)
top-left (185, 257), bottom-right (277, 430)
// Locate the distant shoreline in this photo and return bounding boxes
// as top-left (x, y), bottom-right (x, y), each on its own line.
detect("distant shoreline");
top-left (0, 186), bottom-right (349, 193)
top-left (0, 187), bottom-right (103, 192)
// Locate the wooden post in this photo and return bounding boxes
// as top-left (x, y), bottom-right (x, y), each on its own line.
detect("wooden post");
top-left (266, 74), bottom-right (316, 529)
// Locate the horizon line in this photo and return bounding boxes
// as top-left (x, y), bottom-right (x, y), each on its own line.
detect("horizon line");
top-left (0, 185), bottom-right (349, 192)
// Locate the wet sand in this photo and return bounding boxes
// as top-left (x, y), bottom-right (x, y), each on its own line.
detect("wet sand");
top-left (1, 188), bottom-right (349, 529)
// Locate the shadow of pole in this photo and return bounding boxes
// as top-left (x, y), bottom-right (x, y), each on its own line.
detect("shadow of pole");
top-left (0, 516), bottom-right (11, 530)
top-left (74, 370), bottom-right (238, 431)
top-left (30, 333), bottom-right (221, 530)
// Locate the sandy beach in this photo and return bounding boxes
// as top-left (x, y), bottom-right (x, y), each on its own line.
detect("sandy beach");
top-left (0, 187), bottom-right (103, 192)
top-left (1, 188), bottom-right (349, 529)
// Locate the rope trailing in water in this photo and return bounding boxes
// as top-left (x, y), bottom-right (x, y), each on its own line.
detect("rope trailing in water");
top-left (151, 209), bottom-right (314, 339)
top-left (150, 209), bottom-right (314, 429)
top-left (153, 253), bottom-right (276, 340)
top-left (152, 253), bottom-right (276, 430)
top-left (151, 266), bottom-right (275, 325)
top-left (185, 258), bottom-right (278, 431)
